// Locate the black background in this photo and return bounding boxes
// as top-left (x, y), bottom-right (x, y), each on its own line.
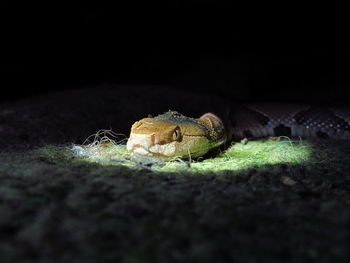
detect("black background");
top-left (2, 5), bottom-right (349, 105)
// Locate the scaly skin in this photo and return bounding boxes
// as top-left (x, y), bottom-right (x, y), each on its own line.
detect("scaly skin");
top-left (126, 111), bottom-right (226, 160)
top-left (127, 105), bottom-right (350, 160)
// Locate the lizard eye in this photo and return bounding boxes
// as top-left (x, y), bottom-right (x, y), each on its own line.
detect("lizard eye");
top-left (172, 127), bottom-right (182, 141)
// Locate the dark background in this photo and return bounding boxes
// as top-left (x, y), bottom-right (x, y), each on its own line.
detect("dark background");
top-left (2, 6), bottom-right (349, 105)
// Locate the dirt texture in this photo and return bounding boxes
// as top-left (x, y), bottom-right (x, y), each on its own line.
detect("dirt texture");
top-left (1, 85), bottom-right (350, 263)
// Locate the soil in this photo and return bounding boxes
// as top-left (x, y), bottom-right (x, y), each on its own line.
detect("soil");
top-left (1, 84), bottom-right (350, 263)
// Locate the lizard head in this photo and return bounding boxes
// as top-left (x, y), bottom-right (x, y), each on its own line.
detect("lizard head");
top-left (127, 111), bottom-right (226, 160)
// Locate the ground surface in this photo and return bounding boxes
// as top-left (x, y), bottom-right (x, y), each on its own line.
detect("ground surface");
top-left (1, 85), bottom-right (350, 263)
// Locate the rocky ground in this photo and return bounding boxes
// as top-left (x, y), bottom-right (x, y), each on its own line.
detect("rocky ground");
top-left (1, 84), bottom-right (350, 263)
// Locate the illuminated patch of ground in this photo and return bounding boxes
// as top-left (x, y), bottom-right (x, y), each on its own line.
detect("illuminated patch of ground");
top-left (67, 138), bottom-right (312, 174)
top-left (191, 139), bottom-right (312, 172)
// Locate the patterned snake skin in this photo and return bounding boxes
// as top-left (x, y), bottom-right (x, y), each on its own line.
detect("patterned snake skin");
top-left (127, 104), bottom-right (350, 160)
top-left (229, 104), bottom-right (350, 140)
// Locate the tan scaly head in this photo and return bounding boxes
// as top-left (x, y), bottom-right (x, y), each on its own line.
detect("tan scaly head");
top-left (127, 111), bottom-right (226, 160)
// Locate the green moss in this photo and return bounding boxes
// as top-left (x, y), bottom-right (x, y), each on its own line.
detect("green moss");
top-left (7, 138), bottom-right (347, 177)
top-left (55, 139), bottom-right (313, 174)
